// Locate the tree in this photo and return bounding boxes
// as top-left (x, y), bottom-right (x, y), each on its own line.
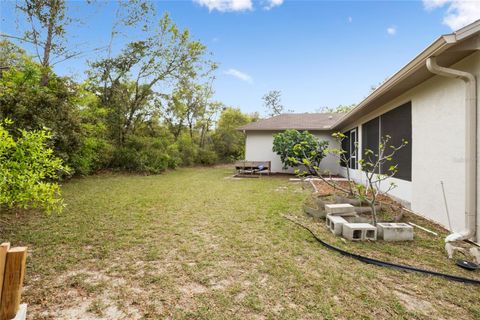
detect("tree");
top-left (163, 79), bottom-right (214, 141)
top-left (272, 130), bottom-right (329, 174)
top-left (0, 119), bottom-right (69, 214)
top-left (212, 107), bottom-right (252, 161)
top-left (263, 90), bottom-right (284, 117)
top-left (89, 13), bottom-right (214, 146)
top-left (328, 132), bottom-right (356, 196)
top-left (357, 135), bottom-right (408, 225)
top-left (0, 40), bottom-right (25, 69)
top-left (0, 52), bottom-right (83, 166)
top-left (12, 0), bottom-right (73, 85)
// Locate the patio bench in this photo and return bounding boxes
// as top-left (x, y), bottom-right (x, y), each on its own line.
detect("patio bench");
top-left (234, 160), bottom-right (271, 176)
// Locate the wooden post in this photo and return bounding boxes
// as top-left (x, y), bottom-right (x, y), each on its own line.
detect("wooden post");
top-left (0, 247), bottom-right (27, 320)
top-left (0, 243), bottom-right (10, 306)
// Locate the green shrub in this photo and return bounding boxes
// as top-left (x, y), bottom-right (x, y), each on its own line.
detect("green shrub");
top-left (196, 147), bottom-right (218, 165)
top-left (70, 137), bottom-right (114, 175)
top-left (0, 56), bottom-right (82, 164)
top-left (272, 130), bottom-right (329, 173)
top-left (110, 136), bottom-right (179, 174)
top-left (0, 119), bottom-right (69, 214)
top-left (212, 107), bottom-right (251, 161)
top-left (175, 133), bottom-right (198, 166)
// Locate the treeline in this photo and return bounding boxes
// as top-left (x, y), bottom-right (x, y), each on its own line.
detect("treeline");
top-left (0, 8), bottom-right (256, 176)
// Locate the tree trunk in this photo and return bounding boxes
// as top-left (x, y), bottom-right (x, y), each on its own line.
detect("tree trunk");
top-left (40, 0), bottom-right (57, 86)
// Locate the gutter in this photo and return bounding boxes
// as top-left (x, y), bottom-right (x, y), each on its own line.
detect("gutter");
top-left (426, 56), bottom-right (477, 243)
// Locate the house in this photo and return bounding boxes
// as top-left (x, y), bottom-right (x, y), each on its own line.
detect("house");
top-left (238, 113), bottom-right (344, 174)
top-left (239, 19), bottom-right (480, 242)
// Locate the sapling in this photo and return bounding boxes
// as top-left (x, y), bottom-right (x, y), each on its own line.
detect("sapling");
top-left (328, 132), bottom-right (356, 196)
top-left (357, 135), bottom-right (408, 225)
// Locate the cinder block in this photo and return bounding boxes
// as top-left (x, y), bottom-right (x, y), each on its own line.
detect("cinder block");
top-left (325, 203), bottom-right (355, 216)
top-left (377, 223), bottom-right (413, 241)
top-left (326, 215), bottom-right (348, 235)
top-left (342, 223), bottom-right (377, 241)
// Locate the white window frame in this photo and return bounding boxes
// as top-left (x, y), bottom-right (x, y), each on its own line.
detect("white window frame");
top-left (349, 128), bottom-right (358, 169)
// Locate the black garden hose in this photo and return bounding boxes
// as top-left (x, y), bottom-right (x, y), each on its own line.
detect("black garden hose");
top-left (283, 215), bottom-right (480, 285)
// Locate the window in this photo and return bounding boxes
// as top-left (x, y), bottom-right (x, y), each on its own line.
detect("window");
top-left (380, 102), bottom-right (412, 181)
top-left (341, 128), bottom-right (358, 169)
top-left (360, 102), bottom-right (412, 181)
top-left (361, 117), bottom-right (380, 173)
top-left (349, 128), bottom-right (358, 169)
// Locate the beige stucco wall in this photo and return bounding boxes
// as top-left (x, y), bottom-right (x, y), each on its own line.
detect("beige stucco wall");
top-left (244, 130), bottom-right (340, 174)
top-left (340, 51), bottom-right (480, 234)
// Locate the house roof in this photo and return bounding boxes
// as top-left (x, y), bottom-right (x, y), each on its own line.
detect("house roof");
top-left (332, 19), bottom-right (480, 130)
top-left (238, 113), bottom-right (345, 131)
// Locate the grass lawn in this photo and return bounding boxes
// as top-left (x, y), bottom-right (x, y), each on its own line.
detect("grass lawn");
top-left (1, 167), bottom-right (480, 319)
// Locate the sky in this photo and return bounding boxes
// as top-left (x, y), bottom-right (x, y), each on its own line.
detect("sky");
top-left (1, 0), bottom-right (479, 115)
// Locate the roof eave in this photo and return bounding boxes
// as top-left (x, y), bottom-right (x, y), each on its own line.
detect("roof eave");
top-left (331, 35), bottom-right (455, 129)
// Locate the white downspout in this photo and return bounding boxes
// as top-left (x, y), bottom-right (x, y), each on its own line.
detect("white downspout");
top-left (426, 56), bottom-right (477, 243)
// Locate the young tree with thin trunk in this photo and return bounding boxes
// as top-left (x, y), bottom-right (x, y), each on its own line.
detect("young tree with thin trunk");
top-left (357, 135), bottom-right (408, 225)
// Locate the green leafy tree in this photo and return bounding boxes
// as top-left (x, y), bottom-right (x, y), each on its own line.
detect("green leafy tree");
top-left (272, 130), bottom-right (328, 174)
top-left (0, 52), bottom-right (83, 167)
top-left (163, 79), bottom-right (214, 141)
top-left (212, 107), bottom-right (252, 161)
top-left (0, 119), bottom-right (69, 214)
top-left (69, 83), bottom-right (113, 175)
top-left (0, 40), bottom-right (25, 69)
top-left (89, 13), bottom-right (214, 146)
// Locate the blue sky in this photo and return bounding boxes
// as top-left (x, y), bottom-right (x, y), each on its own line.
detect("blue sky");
top-left (1, 0), bottom-right (479, 115)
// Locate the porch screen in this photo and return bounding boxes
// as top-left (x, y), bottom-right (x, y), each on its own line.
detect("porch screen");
top-left (380, 101), bottom-right (412, 181)
top-left (361, 117), bottom-right (380, 173)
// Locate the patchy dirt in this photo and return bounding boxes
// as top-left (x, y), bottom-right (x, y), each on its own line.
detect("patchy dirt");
top-left (393, 290), bottom-right (437, 316)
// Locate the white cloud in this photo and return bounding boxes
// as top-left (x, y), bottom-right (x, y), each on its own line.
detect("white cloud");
top-left (387, 26), bottom-right (397, 35)
top-left (423, 0), bottom-right (480, 30)
top-left (223, 68), bottom-right (253, 83)
top-left (264, 0), bottom-right (284, 10)
top-left (194, 0), bottom-right (253, 12)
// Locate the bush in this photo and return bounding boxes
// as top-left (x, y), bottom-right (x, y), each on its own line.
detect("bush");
top-left (196, 147), bottom-right (218, 165)
top-left (110, 136), bottom-right (179, 174)
top-left (212, 107), bottom-right (252, 161)
top-left (0, 119), bottom-right (69, 214)
top-left (0, 56), bottom-right (82, 165)
top-left (272, 130), bottom-right (329, 173)
top-left (70, 137), bottom-right (114, 175)
top-left (175, 133), bottom-right (198, 166)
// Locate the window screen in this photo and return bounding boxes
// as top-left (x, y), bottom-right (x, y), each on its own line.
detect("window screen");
top-left (340, 128), bottom-right (358, 169)
top-left (380, 102), bottom-right (412, 181)
top-left (361, 117), bottom-right (380, 173)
